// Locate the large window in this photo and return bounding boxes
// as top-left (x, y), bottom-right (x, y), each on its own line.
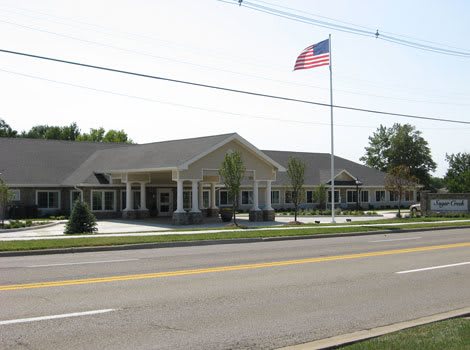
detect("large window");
top-left (346, 190), bottom-right (358, 203)
top-left (11, 189), bottom-right (20, 201)
top-left (121, 191), bottom-right (141, 210)
top-left (202, 190), bottom-right (210, 208)
top-left (389, 191), bottom-right (398, 202)
top-left (219, 190), bottom-right (233, 206)
top-left (271, 190), bottom-right (280, 204)
top-left (91, 190), bottom-right (115, 211)
top-left (404, 190), bottom-right (413, 201)
top-left (328, 190), bottom-right (340, 203)
top-left (375, 190), bottom-right (386, 202)
top-left (241, 190), bottom-right (253, 205)
top-left (183, 190), bottom-right (192, 210)
top-left (360, 190), bottom-right (369, 203)
top-left (285, 191), bottom-right (293, 204)
top-left (306, 190), bottom-right (314, 203)
top-left (37, 191), bottom-right (60, 209)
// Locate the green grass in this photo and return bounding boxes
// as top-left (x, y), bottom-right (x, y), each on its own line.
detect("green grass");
top-left (1, 220), bottom-right (469, 252)
top-left (339, 318), bottom-right (470, 350)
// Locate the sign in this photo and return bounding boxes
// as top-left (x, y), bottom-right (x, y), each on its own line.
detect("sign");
top-left (430, 199), bottom-right (468, 211)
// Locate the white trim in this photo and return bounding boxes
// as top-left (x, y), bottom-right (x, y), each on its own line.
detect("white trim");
top-left (99, 167), bottom-right (177, 173)
top-left (305, 190), bottom-right (315, 204)
top-left (271, 190), bottom-right (280, 205)
top-left (360, 189), bottom-right (370, 203)
top-left (35, 190), bottom-right (61, 210)
top-left (327, 190), bottom-right (340, 204)
top-left (284, 190), bottom-right (293, 204)
top-left (346, 189), bottom-right (358, 203)
top-left (374, 190), bottom-right (386, 202)
top-left (241, 190), bottom-right (254, 205)
top-left (90, 190), bottom-right (117, 212)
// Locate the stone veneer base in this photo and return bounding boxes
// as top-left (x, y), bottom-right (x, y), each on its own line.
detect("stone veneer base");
top-left (172, 211), bottom-right (203, 225)
top-left (262, 209), bottom-right (275, 221)
top-left (122, 210), bottom-right (150, 219)
top-left (249, 210), bottom-right (264, 222)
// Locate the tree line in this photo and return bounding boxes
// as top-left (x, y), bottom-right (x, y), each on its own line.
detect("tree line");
top-left (0, 119), bottom-right (133, 144)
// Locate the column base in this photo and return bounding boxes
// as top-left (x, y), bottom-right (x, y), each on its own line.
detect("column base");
top-left (262, 209), bottom-right (275, 221)
top-left (207, 208), bottom-right (219, 217)
top-left (249, 210), bottom-right (264, 222)
top-left (172, 211), bottom-right (203, 225)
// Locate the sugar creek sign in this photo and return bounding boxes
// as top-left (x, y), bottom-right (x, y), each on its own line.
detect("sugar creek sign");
top-left (430, 199), bottom-right (468, 212)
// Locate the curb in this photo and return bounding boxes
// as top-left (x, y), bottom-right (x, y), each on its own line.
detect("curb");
top-left (0, 221), bottom-right (63, 233)
top-left (278, 307), bottom-right (470, 349)
top-left (0, 224), bottom-right (468, 257)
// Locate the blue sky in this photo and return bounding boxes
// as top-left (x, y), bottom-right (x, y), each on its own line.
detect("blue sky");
top-left (0, 0), bottom-right (469, 176)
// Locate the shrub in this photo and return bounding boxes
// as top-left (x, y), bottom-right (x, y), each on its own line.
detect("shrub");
top-left (65, 200), bottom-right (97, 234)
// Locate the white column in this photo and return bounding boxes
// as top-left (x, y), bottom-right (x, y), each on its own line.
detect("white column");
top-left (125, 181), bottom-right (132, 211)
top-left (140, 182), bottom-right (147, 210)
top-left (191, 180), bottom-right (200, 212)
top-left (175, 179), bottom-right (184, 213)
top-left (265, 180), bottom-right (273, 210)
top-left (210, 183), bottom-right (217, 209)
top-left (252, 180), bottom-right (260, 211)
top-left (199, 182), bottom-right (204, 209)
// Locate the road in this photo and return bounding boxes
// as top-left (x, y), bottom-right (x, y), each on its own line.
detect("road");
top-left (0, 228), bottom-right (469, 349)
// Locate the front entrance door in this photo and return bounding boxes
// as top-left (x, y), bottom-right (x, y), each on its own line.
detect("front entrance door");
top-left (157, 188), bottom-right (173, 216)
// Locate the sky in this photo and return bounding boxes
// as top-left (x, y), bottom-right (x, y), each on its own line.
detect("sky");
top-left (0, 0), bottom-right (469, 177)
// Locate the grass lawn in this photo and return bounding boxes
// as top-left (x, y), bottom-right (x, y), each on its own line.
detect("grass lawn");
top-left (339, 318), bottom-right (470, 350)
top-left (0, 219), bottom-right (469, 252)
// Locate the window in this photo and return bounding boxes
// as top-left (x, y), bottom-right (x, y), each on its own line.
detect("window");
top-left (360, 190), bottom-right (369, 203)
top-left (306, 190), bottom-right (314, 203)
top-left (346, 190), bottom-right (358, 203)
top-left (91, 190), bottom-right (115, 211)
top-left (241, 190), bottom-right (253, 205)
top-left (219, 190), bottom-right (233, 206)
top-left (375, 190), bottom-right (386, 202)
top-left (11, 189), bottom-right (20, 201)
top-left (37, 191), bottom-right (60, 209)
top-left (328, 190), bottom-right (340, 203)
top-left (203, 190), bottom-right (210, 208)
top-left (285, 191), bottom-right (293, 204)
top-left (404, 190), bottom-right (413, 201)
top-left (389, 191), bottom-right (398, 202)
top-left (183, 190), bottom-right (192, 210)
top-left (70, 190), bottom-right (82, 210)
top-left (271, 190), bottom-right (280, 204)
top-left (121, 191), bottom-right (141, 210)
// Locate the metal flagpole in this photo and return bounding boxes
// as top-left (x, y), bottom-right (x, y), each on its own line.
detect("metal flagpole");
top-left (329, 33), bottom-right (336, 223)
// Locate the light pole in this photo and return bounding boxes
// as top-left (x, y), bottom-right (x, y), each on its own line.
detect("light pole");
top-left (355, 179), bottom-right (362, 211)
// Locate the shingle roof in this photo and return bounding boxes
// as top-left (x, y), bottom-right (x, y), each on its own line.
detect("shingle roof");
top-left (263, 150), bottom-right (385, 186)
top-left (0, 138), bottom-right (125, 185)
top-left (62, 133), bottom-right (236, 185)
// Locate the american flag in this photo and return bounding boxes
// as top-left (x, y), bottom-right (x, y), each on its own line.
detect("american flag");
top-left (294, 39), bottom-right (330, 71)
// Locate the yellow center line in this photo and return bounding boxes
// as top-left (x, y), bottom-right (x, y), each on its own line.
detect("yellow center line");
top-left (1, 242), bottom-right (469, 291)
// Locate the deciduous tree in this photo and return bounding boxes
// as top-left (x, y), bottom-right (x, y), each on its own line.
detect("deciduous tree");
top-left (384, 165), bottom-right (417, 217)
top-left (287, 157), bottom-right (305, 222)
top-left (219, 151), bottom-right (245, 226)
top-left (444, 152), bottom-right (470, 193)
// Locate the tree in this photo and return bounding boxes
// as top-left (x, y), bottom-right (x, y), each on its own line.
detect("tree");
top-left (0, 177), bottom-right (14, 228)
top-left (361, 123), bottom-right (436, 188)
top-left (384, 165), bottom-right (417, 217)
top-left (287, 157), bottom-right (305, 222)
top-left (429, 176), bottom-right (446, 192)
top-left (77, 127), bottom-right (133, 143)
top-left (444, 152), bottom-right (470, 193)
top-left (219, 151), bottom-right (245, 226)
top-left (314, 183), bottom-right (327, 213)
top-left (64, 200), bottom-right (97, 234)
top-left (103, 129), bottom-right (133, 143)
top-left (0, 119), bottom-right (17, 137)
top-left (20, 122), bottom-right (80, 141)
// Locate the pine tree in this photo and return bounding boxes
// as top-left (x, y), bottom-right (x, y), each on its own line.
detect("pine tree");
top-left (65, 200), bottom-right (97, 234)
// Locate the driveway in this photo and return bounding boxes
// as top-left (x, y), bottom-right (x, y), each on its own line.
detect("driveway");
top-left (0, 213), bottom-right (395, 240)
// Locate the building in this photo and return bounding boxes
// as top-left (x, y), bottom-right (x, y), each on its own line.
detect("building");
top-left (0, 133), bottom-right (417, 224)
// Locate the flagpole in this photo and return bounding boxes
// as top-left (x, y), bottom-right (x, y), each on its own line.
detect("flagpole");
top-left (329, 33), bottom-right (336, 223)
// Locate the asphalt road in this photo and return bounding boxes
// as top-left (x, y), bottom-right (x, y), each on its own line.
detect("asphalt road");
top-left (0, 228), bottom-right (469, 349)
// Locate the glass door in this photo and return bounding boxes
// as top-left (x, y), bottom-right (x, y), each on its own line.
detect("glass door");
top-left (157, 189), bottom-right (173, 216)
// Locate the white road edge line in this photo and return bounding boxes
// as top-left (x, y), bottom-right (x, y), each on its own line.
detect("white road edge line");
top-left (0, 309), bottom-right (115, 326)
top-left (396, 261), bottom-right (470, 274)
top-left (369, 237), bottom-right (421, 243)
top-left (28, 259), bottom-right (139, 268)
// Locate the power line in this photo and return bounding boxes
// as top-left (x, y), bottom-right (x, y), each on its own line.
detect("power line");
top-left (0, 47), bottom-right (469, 125)
top-left (223, 0), bottom-right (470, 57)
top-left (2, 11), bottom-right (469, 104)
